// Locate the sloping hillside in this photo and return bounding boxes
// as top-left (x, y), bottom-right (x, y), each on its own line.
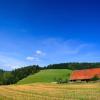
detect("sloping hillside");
top-left (17, 69), bottom-right (72, 84)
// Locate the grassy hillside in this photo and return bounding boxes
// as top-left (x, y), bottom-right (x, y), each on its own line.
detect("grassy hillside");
top-left (17, 69), bottom-right (72, 84)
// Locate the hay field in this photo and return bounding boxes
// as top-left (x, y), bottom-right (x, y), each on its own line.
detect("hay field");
top-left (0, 83), bottom-right (100, 100)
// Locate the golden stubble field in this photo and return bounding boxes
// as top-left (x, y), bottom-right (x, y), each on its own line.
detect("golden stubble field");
top-left (0, 82), bottom-right (100, 100)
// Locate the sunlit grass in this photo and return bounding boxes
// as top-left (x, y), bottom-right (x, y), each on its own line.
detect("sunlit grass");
top-left (0, 82), bottom-right (100, 100)
top-left (17, 69), bottom-right (72, 84)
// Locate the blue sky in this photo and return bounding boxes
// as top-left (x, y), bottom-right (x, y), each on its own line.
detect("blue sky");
top-left (0, 0), bottom-right (100, 70)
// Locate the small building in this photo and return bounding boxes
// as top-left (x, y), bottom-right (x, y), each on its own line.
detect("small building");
top-left (70, 68), bottom-right (100, 82)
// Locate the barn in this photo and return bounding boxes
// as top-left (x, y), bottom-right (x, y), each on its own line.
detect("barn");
top-left (70, 68), bottom-right (100, 82)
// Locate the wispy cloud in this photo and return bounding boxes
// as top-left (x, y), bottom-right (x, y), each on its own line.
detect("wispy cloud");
top-left (38, 38), bottom-right (99, 64)
top-left (26, 56), bottom-right (40, 62)
top-left (41, 38), bottom-right (93, 55)
top-left (36, 50), bottom-right (46, 56)
top-left (0, 37), bottom-right (100, 70)
top-left (26, 38), bottom-right (98, 66)
top-left (26, 50), bottom-right (45, 62)
top-left (26, 56), bottom-right (34, 61)
top-left (0, 54), bottom-right (27, 70)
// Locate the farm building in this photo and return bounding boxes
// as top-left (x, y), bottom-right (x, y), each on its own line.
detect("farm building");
top-left (70, 68), bottom-right (100, 81)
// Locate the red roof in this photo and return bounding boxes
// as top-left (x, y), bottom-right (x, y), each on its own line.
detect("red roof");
top-left (70, 68), bottom-right (100, 80)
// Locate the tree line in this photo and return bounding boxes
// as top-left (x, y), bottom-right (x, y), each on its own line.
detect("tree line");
top-left (0, 65), bottom-right (40, 85)
top-left (44, 62), bottom-right (100, 70)
top-left (0, 62), bottom-right (100, 85)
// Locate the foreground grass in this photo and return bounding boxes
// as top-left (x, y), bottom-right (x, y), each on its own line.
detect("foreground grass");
top-left (0, 82), bottom-right (100, 100)
top-left (17, 69), bottom-right (72, 84)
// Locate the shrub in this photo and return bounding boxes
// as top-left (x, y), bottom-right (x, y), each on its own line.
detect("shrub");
top-left (56, 78), bottom-right (68, 84)
top-left (91, 75), bottom-right (100, 81)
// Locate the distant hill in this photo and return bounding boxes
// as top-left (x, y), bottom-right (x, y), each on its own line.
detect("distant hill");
top-left (17, 69), bottom-right (72, 84)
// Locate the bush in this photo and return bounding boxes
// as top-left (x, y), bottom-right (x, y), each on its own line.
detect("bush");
top-left (91, 75), bottom-right (100, 81)
top-left (55, 78), bottom-right (68, 84)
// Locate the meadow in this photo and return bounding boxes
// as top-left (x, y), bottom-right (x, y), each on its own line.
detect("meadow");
top-left (17, 69), bottom-right (72, 84)
top-left (0, 82), bottom-right (100, 100)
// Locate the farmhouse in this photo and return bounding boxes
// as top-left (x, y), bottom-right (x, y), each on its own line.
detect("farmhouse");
top-left (70, 68), bottom-right (100, 82)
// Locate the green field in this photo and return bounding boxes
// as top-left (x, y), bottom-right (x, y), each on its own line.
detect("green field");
top-left (0, 83), bottom-right (100, 100)
top-left (17, 69), bottom-right (72, 84)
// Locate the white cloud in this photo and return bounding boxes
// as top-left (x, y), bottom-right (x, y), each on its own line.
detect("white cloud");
top-left (26, 50), bottom-right (45, 62)
top-left (26, 56), bottom-right (34, 61)
top-left (26, 56), bottom-right (40, 62)
top-left (36, 50), bottom-right (42, 54)
top-left (0, 37), bottom-right (98, 70)
top-left (36, 50), bottom-right (46, 56)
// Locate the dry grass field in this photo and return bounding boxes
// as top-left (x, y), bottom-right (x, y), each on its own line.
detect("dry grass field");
top-left (0, 82), bottom-right (100, 100)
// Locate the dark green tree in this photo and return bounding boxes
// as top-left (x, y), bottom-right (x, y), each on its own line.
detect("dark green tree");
top-left (91, 75), bottom-right (100, 81)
